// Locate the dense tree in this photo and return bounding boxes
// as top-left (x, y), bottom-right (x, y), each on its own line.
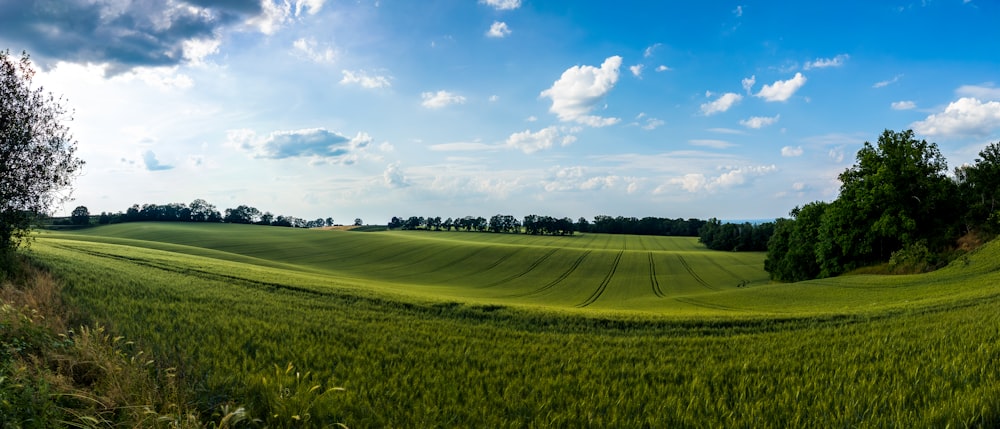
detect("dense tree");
top-left (815, 130), bottom-right (958, 277)
top-left (956, 142), bottom-right (1000, 233)
top-left (70, 206), bottom-right (90, 226)
top-left (354, 218), bottom-right (363, 226)
top-left (0, 51), bottom-right (85, 250)
top-left (188, 198), bottom-right (220, 222)
top-left (764, 202), bottom-right (828, 282)
top-left (224, 205), bottom-right (260, 224)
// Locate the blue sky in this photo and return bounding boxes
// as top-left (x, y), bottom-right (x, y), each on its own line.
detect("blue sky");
top-left (2, 0), bottom-right (999, 223)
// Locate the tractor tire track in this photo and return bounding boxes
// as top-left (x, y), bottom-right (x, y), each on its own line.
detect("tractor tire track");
top-left (648, 252), bottom-right (665, 298)
top-left (676, 254), bottom-right (717, 291)
top-left (577, 250), bottom-right (624, 308)
top-left (483, 248), bottom-right (559, 288)
top-left (509, 250), bottom-right (592, 297)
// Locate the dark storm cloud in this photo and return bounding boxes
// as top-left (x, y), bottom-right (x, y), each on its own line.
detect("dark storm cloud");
top-left (0, 0), bottom-right (261, 73)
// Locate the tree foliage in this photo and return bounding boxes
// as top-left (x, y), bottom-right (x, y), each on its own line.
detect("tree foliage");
top-left (766, 130), bottom-right (978, 281)
top-left (0, 51), bottom-right (84, 250)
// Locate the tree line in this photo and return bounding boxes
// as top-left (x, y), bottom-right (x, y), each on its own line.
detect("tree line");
top-left (387, 214), bottom-right (769, 248)
top-left (766, 130), bottom-right (1000, 282)
top-left (698, 219), bottom-right (775, 252)
top-left (62, 199), bottom-right (351, 229)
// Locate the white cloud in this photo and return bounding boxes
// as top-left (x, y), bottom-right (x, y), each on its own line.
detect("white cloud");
top-left (911, 97), bottom-right (1000, 137)
top-left (739, 114), bottom-right (780, 129)
top-left (340, 70), bottom-right (391, 88)
top-left (249, 0), bottom-right (326, 35)
top-left (630, 64), bottom-right (643, 77)
top-left (668, 165), bottom-right (777, 193)
top-left (506, 126), bottom-right (576, 154)
top-left (480, 0), bottom-right (521, 10)
top-left (540, 56), bottom-right (622, 127)
top-left (486, 21), bottom-right (512, 38)
top-left (755, 73), bottom-right (806, 102)
top-left (644, 43), bottom-right (662, 58)
top-left (741, 75), bottom-right (755, 94)
top-left (293, 37), bottom-right (337, 63)
top-left (956, 84), bottom-right (1000, 100)
top-left (655, 65), bottom-right (671, 72)
top-left (804, 54), bottom-right (849, 70)
top-left (641, 118), bottom-right (665, 130)
top-left (873, 74), bottom-right (902, 88)
top-left (228, 128), bottom-right (370, 163)
top-left (700, 92), bottom-right (742, 115)
top-left (689, 139), bottom-right (736, 149)
top-left (383, 162), bottom-right (409, 188)
top-left (829, 148), bottom-right (845, 163)
top-left (781, 146), bottom-right (804, 157)
top-left (891, 100), bottom-right (916, 110)
top-left (421, 90), bottom-right (466, 108)
top-left (733, 5), bottom-right (744, 17)
top-left (182, 37), bottom-right (221, 64)
top-left (122, 66), bottom-right (194, 90)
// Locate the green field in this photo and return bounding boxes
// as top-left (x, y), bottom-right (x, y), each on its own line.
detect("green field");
top-left (25, 223), bottom-right (1000, 427)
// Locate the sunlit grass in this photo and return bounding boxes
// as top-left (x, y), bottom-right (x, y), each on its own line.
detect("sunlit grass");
top-left (23, 223), bottom-right (1000, 427)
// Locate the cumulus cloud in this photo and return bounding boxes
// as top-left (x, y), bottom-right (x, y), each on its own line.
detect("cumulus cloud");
top-left (506, 126), bottom-right (576, 154)
top-left (540, 56), bottom-right (622, 127)
top-left (700, 93), bottom-right (742, 115)
top-left (249, 0), bottom-right (325, 35)
top-left (739, 114), bottom-right (780, 129)
top-left (0, 0), bottom-right (323, 73)
top-left (911, 97), bottom-right (1000, 137)
top-left (422, 90), bottom-right (466, 108)
top-left (957, 84), bottom-right (1000, 100)
top-left (229, 128), bottom-right (371, 163)
top-left (142, 150), bottom-right (173, 171)
top-left (630, 64), bottom-right (644, 77)
top-left (755, 73), bottom-right (806, 102)
top-left (486, 21), bottom-right (512, 38)
top-left (804, 54), bottom-right (849, 70)
top-left (781, 146), bottom-right (804, 157)
top-left (340, 70), bottom-right (391, 88)
top-left (383, 162), bottom-right (409, 188)
top-left (480, 0), bottom-right (521, 10)
top-left (741, 75), bottom-right (756, 94)
top-left (891, 100), bottom-right (916, 110)
top-left (667, 165), bottom-right (777, 193)
top-left (655, 65), bottom-right (671, 72)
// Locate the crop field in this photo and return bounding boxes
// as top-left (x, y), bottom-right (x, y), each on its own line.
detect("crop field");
top-left (25, 222), bottom-right (1000, 427)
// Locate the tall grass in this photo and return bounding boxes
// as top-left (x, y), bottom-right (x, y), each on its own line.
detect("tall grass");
top-left (21, 223), bottom-right (1000, 427)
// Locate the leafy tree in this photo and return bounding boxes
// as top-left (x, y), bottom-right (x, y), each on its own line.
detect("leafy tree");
top-left (354, 218), bottom-right (363, 226)
top-left (816, 129), bottom-right (958, 276)
top-left (956, 141), bottom-right (1000, 233)
top-left (70, 205), bottom-right (90, 225)
top-left (0, 51), bottom-right (84, 250)
top-left (764, 202), bottom-right (828, 281)
top-left (189, 198), bottom-right (219, 222)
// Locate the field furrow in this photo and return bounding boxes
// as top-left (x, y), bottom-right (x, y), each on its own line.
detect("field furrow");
top-left (576, 250), bottom-right (624, 307)
top-left (508, 250), bottom-right (592, 298)
top-left (649, 252), bottom-right (665, 298)
top-left (482, 247), bottom-right (560, 287)
top-left (676, 254), bottom-right (717, 291)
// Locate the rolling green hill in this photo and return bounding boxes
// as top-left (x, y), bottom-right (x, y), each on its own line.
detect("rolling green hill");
top-left (25, 223), bottom-right (1000, 427)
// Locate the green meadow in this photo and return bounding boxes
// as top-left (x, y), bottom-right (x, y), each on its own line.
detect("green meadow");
top-left (25, 222), bottom-right (1000, 427)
